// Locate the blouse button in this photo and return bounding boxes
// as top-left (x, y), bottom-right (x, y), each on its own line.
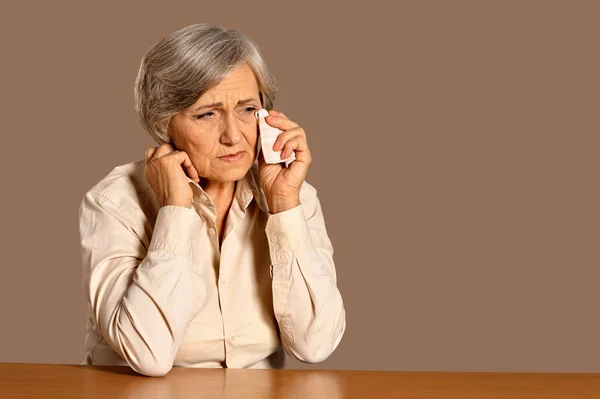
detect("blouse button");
top-left (270, 235), bottom-right (278, 243)
top-left (209, 228), bottom-right (216, 236)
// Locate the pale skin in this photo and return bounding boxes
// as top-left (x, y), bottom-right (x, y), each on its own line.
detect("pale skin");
top-left (144, 64), bottom-right (312, 245)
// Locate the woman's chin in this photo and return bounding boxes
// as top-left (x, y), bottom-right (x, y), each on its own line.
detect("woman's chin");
top-left (212, 165), bottom-right (251, 183)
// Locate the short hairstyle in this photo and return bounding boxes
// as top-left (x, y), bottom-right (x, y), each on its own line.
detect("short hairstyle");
top-left (134, 23), bottom-right (278, 145)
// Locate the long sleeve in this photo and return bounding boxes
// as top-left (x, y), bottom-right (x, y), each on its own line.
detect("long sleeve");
top-left (78, 191), bottom-right (208, 377)
top-left (265, 188), bottom-right (346, 363)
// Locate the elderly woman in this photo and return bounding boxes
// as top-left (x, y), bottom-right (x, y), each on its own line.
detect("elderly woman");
top-left (78, 24), bottom-right (345, 377)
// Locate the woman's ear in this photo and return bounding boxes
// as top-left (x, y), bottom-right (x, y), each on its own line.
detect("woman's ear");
top-left (165, 117), bottom-right (179, 150)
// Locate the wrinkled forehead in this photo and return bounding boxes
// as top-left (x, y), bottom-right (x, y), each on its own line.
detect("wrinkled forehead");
top-left (195, 65), bottom-right (260, 105)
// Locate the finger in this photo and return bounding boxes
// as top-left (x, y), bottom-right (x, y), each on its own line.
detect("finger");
top-left (268, 109), bottom-right (288, 119)
top-left (153, 143), bottom-right (176, 160)
top-left (173, 151), bottom-right (200, 182)
top-left (273, 127), bottom-right (306, 151)
top-left (281, 136), bottom-right (311, 163)
top-left (145, 147), bottom-right (158, 164)
top-left (183, 159), bottom-right (200, 183)
top-left (265, 113), bottom-right (298, 130)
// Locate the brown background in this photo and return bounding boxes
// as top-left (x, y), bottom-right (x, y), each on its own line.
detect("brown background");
top-left (0, 1), bottom-right (598, 372)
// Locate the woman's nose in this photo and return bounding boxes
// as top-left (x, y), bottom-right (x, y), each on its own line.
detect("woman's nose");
top-left (220, 113), bottom-right (243, 145)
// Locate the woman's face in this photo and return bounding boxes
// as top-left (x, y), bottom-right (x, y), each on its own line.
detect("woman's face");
top-left (168, 64), bottom-right (261, 183)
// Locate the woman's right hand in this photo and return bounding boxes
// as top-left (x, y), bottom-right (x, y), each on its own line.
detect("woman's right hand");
top-left (145, 144), bottom-right (200, 208)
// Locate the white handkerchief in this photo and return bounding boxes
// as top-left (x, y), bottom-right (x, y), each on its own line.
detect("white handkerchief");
top-left (255, 109), bottom-right (296, 167)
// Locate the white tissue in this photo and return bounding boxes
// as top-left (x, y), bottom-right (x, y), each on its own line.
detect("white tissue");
top-left (255, 109), bottom-right (296, 167)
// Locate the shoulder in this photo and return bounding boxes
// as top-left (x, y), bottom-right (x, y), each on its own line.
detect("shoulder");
top-left (83, 157), bottom-right (149, 204)
top-left (80, 157), bottom-right (158, 225)
top-left (78, 159), bottom-right (157, 253)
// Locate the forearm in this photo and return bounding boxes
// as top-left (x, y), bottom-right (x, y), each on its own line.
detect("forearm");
top-left (82, 199), bottom-right (208, 376)
top-left (103, 249), bottom-right (201, 377)
top-left (271, 252), bottom-right (346, 363)
top-left (266, 204), bottom-right (346, 363)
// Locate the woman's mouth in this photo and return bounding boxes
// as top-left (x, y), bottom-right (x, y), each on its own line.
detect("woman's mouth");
top-left (219, 151), bottom-right (246, 162)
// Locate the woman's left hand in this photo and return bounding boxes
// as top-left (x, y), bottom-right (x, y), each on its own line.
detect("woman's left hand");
top-left (258, 110), bottom-right (312, 214)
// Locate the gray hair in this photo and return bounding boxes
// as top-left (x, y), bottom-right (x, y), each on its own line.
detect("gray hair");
top-left (134, 23), bottom-right (278, 145)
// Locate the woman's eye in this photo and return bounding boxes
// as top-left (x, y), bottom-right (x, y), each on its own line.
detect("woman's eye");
top-left (245, 106), bottom-right (257, 112)
top-left (195, 112), bottom-right (214, 119)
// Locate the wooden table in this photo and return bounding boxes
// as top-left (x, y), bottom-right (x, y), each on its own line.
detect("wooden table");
top-left (1, 363), bottom-right (600, 398)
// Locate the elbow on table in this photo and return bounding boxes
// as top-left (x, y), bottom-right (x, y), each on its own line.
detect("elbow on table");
top-left (121, 346), bottom-right (174, 377)
top-left (292, 339), bottom-right (338, 364)
top-left (293, 312), bottom-right (346, 364)
top-left (112, 320), bottom-right (175, 377)
top-left (291, 333), bottom-right (344, 364)
top-left (130, 358), bottom-right (173, 377)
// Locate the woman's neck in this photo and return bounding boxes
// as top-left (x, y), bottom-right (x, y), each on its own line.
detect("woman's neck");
top-left (201, 179), bottom-right (237, 208)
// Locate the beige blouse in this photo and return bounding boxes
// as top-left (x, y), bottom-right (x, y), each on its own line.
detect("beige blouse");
top-left (78, 158), bottom-right (346, 376)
